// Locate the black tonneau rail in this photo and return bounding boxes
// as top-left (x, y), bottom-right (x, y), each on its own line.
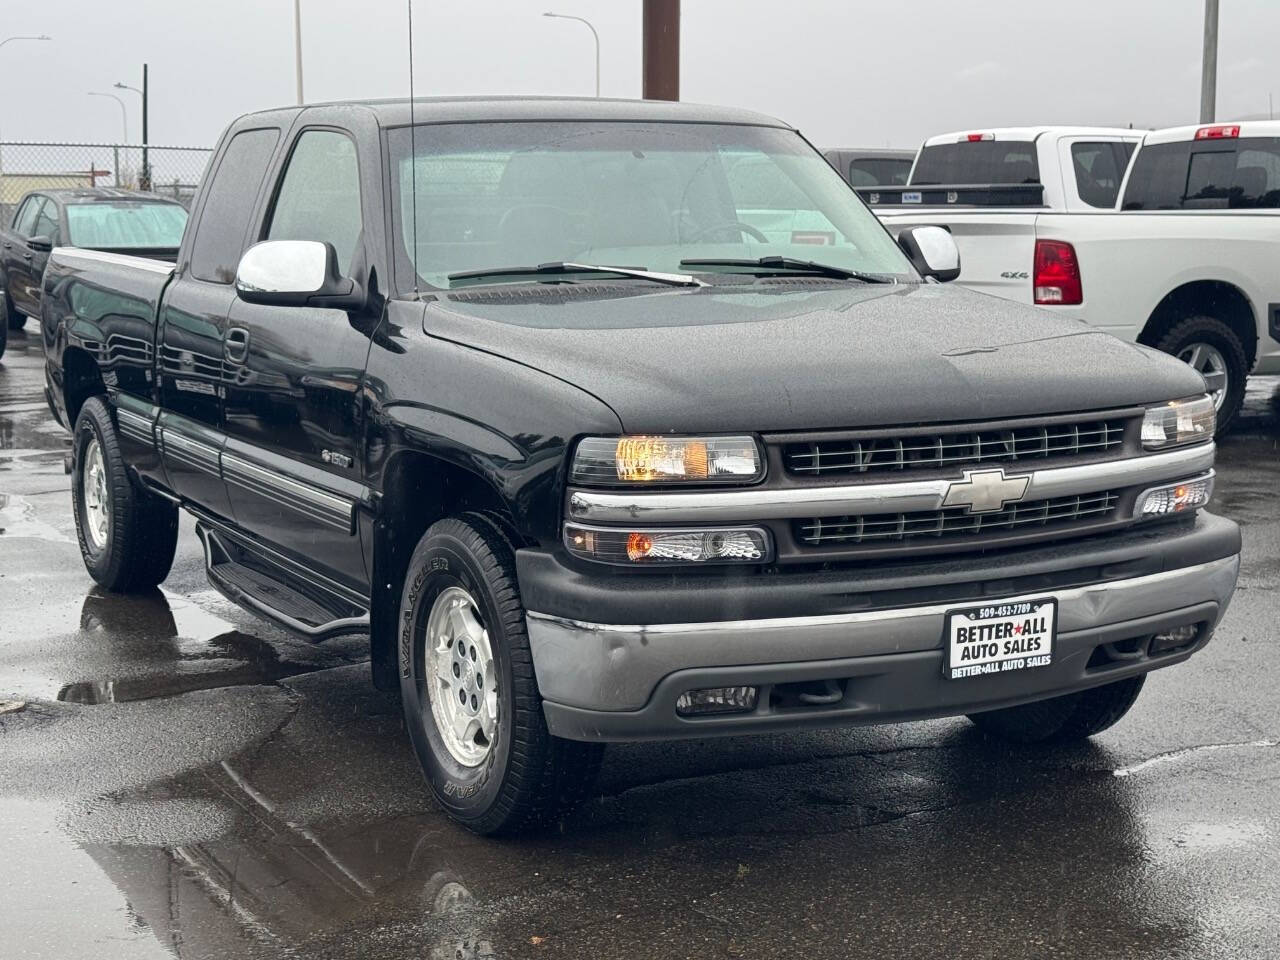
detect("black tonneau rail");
top-left (857, 183), bottom-right (1046, 208)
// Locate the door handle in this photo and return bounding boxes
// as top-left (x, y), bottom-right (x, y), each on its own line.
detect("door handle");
top-left (224, 327), bottom-right (250, 363)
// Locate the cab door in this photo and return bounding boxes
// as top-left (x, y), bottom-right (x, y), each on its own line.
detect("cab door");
top-left (221, 125), bottom-right (377, 591)
top-left (157, 126), bottom-right (281, 520)
top-left (4, 195), bottom-right (50, 317)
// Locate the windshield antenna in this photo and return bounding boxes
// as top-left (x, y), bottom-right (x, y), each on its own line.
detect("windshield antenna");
top-left (407, 0), bottom-right (420, 296)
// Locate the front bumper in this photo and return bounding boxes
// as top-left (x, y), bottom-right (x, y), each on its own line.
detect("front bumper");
top-left (521, 513), bottom-right (1241, 742)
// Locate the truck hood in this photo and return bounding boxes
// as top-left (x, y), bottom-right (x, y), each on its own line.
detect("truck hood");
top-left (421, 281), bottom-right (1205, 433)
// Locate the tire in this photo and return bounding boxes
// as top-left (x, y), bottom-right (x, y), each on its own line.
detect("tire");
top-left (967, 674), bottom-right (1146, 744)
top-left (1155, 315), bottom-right (1248, 435)
top-left (4, 294), bottom-right (24, 331)
top-left (71, 396), bottom-right (179, 592)
top-left (398, 513), bottom-right (603, 836)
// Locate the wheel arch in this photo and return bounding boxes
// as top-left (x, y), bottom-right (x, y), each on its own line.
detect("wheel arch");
top-left (62, 345), bottom-right (108, 426)
top-left (1138, 280), bottom-right (1258, 369)
top-left (368, 447), bottom-right (525, 691)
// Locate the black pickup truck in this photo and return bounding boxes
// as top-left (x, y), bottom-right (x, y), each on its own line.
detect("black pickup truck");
top-left (41, 98), bottom-right (1240, 835)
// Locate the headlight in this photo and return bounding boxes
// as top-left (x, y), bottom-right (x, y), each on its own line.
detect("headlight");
top-left (565, 524), bottom-right (771, 565)
top-left (571, 435), bottom-right (763, 485)
top-left (1134, 473), bottom-right (1214, 518)
top-left (1141, 396), bottom-right (1215, 449)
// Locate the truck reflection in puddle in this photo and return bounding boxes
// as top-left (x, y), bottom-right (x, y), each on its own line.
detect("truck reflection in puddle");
top-left (79, 762), bottom-right (494, 957)
top-left (55, 588), bottom-right (347, 705)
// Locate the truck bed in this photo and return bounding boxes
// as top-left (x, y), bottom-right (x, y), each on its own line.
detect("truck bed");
top-left (42, 247), bottom-right (174, 430)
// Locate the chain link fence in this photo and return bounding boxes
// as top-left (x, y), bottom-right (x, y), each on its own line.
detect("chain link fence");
top-left (0, 142), bottom-right (213, 224)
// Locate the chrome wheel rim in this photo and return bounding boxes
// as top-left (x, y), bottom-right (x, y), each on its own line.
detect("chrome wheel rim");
top-left (1178, 342), bottom-right (1229, 410)
top-left (82, 438), bottom-right (110, 551)
top-left (423, 586), bottom-right (498, 767)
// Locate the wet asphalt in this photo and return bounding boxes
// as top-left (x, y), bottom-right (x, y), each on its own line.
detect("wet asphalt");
top-left (1, 325), bottom-right (1278, 960)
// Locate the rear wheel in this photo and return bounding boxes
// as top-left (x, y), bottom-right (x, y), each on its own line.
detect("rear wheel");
top-left (398, 514), bottom-right (603, 835)
top-left (967, 675), bottom-right (1146, 743)
top-left (1155, 315), bottom-right (1248, 435)
top-left (71, 397), bottom-right (179, 592)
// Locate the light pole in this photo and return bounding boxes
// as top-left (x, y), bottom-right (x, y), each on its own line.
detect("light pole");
top-left (543, 12), bottom-right (600, 97)
top-left (88, 92), bottom-right (128, 142)
top-left (294, 0), bottom-right (304, 105)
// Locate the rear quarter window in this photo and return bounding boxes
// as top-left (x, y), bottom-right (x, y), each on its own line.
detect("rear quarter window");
top-left (189, 127), bottom-right (281, 283)
top-left (1123, 137), bottom-right (1280, 209)
top-left (1071, 142), bottom-right (1133, 208)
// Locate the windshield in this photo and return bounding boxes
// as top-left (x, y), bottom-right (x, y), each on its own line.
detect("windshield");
top-left (911, 140), bottom-right (1040, 185)
top-left (387, 121), bottom-right (915, 289)
top-left (65, 201), bottom-right (188, 249)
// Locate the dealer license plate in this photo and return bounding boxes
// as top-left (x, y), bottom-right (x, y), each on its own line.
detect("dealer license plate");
top-left (945, 598), bottom-right (1056, 680)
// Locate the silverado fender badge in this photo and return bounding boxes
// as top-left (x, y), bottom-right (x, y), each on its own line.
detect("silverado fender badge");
top-left (321, 449), bottom-right (354, 469)
top-left (943, 468), bottom-right (1031, 514)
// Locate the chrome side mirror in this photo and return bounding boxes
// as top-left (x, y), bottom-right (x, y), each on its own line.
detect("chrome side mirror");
top-left (897, 225), bottom-right (961, 282)
top-left (234, 240), bottom-right (362, 308)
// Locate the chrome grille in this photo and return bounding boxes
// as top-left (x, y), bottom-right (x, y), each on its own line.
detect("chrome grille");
top-left (795, 491), bottom-right (1121, 547)
top-left (783, 418), bottom-right (1127, 477)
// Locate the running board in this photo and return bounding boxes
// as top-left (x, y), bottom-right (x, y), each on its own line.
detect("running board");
top-left (196, 524), bottom-right (369, 641)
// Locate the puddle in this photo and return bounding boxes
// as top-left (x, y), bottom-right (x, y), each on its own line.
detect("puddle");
top-left (1, 587), bottom-right (364, 704)
top-left (1169, 820), bottom-right (1269, 851)
top-left (0, 798), bottom-right (175, 960)
top-left (76, 760), bottom-right (499, 957)
top-left (57, 592), bottom-right (337, 704)
top-left (0, 492), bottom-right (73, 543)
top-left (55, 650), bottom-right (320, 704)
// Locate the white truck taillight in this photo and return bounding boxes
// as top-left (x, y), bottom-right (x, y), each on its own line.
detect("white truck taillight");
top-left (1033, 239), bottom-right (1083, 305)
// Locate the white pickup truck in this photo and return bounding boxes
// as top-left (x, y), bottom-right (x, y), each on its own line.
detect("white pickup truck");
top-left (868, 122), bottom-right (1280, 431)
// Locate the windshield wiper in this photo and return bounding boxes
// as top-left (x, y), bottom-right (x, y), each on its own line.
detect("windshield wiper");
top-left (679, 256), bottom-right (896, 284)
top-left (447, 261), bottom-right (703, 288)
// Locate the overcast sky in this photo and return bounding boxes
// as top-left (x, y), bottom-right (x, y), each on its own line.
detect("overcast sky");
top-left (4, 0), bottom-right (1279, 149)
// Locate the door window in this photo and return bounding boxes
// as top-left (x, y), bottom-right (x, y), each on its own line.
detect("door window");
top-left (12, 197), bottom-right (41, 236)
top-left (266, 130), bottom-right (363, 271)
top-left (189, 127), bottom-right (281, 283)
top-left (32, 201), bottom-right (59, 242)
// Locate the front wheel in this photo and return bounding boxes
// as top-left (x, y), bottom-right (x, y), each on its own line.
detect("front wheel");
top-left (3, 293), bottom-right (24, 331)
top-left (398, 514), bottom-right (603, 835)
top-left (967, 675), bottom-right (1146, 743)
top-left (1155, 315), bottom-right (1248, 435)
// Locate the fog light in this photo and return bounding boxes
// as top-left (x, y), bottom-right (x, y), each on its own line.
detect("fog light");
top-left (565, 524), bottom-right (771, 565)
top-left (1134, 473), bottom-right (1214, 518)
top-left (1149, 624), bottom-right (1201, 655)
top-left (676, 686), bottom-right (759, 716)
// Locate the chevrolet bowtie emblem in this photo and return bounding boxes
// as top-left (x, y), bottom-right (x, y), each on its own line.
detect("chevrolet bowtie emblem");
top-left (943, 468), bottom-right (1031, 514)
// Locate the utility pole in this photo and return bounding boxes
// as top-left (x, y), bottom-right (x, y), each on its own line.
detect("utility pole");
top-left (642, 0), bottom-right (679, 101)
top-left (1200, 0), bottom-right (1219, 123)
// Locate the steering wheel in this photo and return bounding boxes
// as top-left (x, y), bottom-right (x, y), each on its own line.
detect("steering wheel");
top-left (685, 220), bottom-right (769, 243)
